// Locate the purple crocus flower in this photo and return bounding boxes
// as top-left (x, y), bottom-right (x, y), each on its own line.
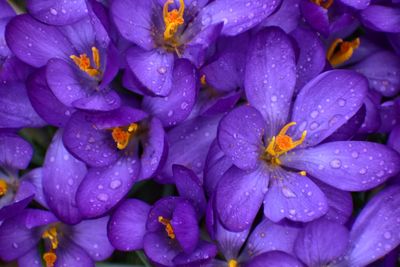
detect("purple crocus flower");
top-left (293, 185), bottom-right (400, 266)
top-left (0, 208), bottom-right (113, 267)
top-left (0, 132), bottom-right (37, 221)
top-left (214, 27), bottom-right (400, 231)
top-left (108, 165), bottom-right (216, 266)
top-left (63, 106), bottom-right (167, 217)
top-left (5, 10), bottom-right (120, 111)
top-left (111, 0), bottom-right (281, 96)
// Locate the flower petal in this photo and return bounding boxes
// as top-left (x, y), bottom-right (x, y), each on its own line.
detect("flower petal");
top-left (216, 164), bottom-right (269, 231)
top-left (0, 133), bottom-right (32, 170)
top-left (214, 220), bottom-right (250, 260)
top-left (282, 141), bottom-right (400, 191)
top-left (108, 199), bottom-right (150, 251)
top-left (245, 27), bottom-right (296, 137)
top-left (360, 5), bottom-right (400, 33)
top-left (43, 130), bottom-right (86, 224)
top-left (173, 240), bottom-right (217, 266)
top-left (56, 238), bottom-right (94, 267)
top-left (143, 232), bottom-right (180, 266)
top-left (338, 0), bottom-right (370, 10)
top-left (126, 46), bottom-right (174, 96)
top-left (76, 156), bottom-right (140, 218)
top-left (300, 0), bottom-right (329, 37)
top-left (290, 70), bottom-right (367, 147)
top-left (261, 0), bottom-right (300, 33)
top-left (218, 105), bottom-right (265, 171)
top-left (244, 251), bottom-right (304, 267)
top-left (17, 248), bottom-right (41, 267)
top-left (294, 218), bottom-right (349, 266)
top-left (264, 169), bottom-right (328, 222)
top-left (143, 59), bottom-right (197, 127)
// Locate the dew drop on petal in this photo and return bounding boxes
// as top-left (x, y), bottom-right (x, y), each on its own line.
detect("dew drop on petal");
top-left (330, 159), bottom-right (341, 169)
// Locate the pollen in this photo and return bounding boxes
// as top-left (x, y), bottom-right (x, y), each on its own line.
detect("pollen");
top-left (266, 122), bottom-right (307, 162)
top-left (163, 0), bottom-right (185, 41)
top-left (228, 259), bottom-right (238, 267)
top-left (158, 216), bottom-right (176, 239)
top-left (43, 252), bottom-right (57, 267)
top-left (311, 0), bottom-right (333, 9)
top-left (200, 74), bottom-right (207, 86)
top-left (327, 38), bottom-right (360, 67)
top-left (0, 179), bottom-right (8, 196)
top-left (111, 123), bottom-right (138, 150)
top-left (42, 226), bottom-right (59, 250)
top-left (299, 171), bottom-right (307, 176)
top-left (70, 46), bottom-right (101, 77)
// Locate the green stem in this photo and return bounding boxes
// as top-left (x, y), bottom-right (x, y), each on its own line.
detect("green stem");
top-left (135, 250), bottom-right (151, 267)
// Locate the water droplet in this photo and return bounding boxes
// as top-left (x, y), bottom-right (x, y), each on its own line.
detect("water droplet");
top-left (359, 168), bottom-right (367, 174)
top-left (310, 122), bottom-right (319, 130)
top-left (157, 67), bottom-right (167, 74)
top-left (351, 151), bottom-right (359, 158)
top-left (384, 231), bottom-right (392, 239)
top-left (109, 180), bottom-right (122, 189)
top-left (50, 8), bottom-right (58, 15)
top-left (180, 102), bottom-right (188, 109)
top-left (282, 187), bottom-right (296, 198)
top-left (338, 98), bottom-right (346, 107)
top-left (97, 193), bottom-right (109, 202)
top-left (12, 242), bottom-right (18, 248)
top-left (310, 110), bottom-right (319, 118)
top-left (330, 159), bottom-right (341, 169)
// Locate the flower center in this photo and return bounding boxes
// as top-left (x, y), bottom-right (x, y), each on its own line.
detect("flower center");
top-left (42, 226), bottom-right (59, 267)
top-left (228, 259), bottom-right (238, 267)
top-left (265, 122), bottom-right (307, 165)
top-left (163, 0), bottom-right (185, 41)
top-left (111, 123), bottom-right (139, 150)
top-left (311, 0), bottom-right (333, 9)
top-left (158, 216), bottom-right (175, 239)
top-left (327, 38), bottom-right (360, 67)
top-left (0, 179), bottom-right (8, 197)
top-left (70, 46), bottom-right (101, 77)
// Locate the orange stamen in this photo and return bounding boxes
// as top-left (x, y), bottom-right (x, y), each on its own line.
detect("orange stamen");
top-left (327, 38), bottom-right (360, 67)
top-left (111, 123), bottom-right (138, 150)
top-left (265, 122), bottom-right (307, 164)
top-left (158, 216), bottom-right (176, 239)
top-left (43, 252), bottom-right (57, 267)
top-left (42, 227), bottom-right (59, 267)
top-left (163, 0), bottom-right (185, 40)
top-left (70, 46), bottom-right (101, 77)
top-left (311, 0), bottom-right (334, 9)
top-left (228, 259), bottom-right (238, 267)
top-left (0, 179), bottom-right (7, 196)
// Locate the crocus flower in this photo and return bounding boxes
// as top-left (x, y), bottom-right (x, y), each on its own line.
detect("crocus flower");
top-left (214, 27), bottom-right (400, 231)
top-left (293, 185), bottom-right (400, 267)
top-left (0, 132), bottom-right (36, 221)
top-left (6, 11), bottom-right (120, 111)
top-left (111, 0), bottom-right (281, 96)
top-left (0, 209), bottom-right (113, 267)
top-left (63, 106), bottom-right (167, 217)
top-left (108, 165), bottom-right (215, 266)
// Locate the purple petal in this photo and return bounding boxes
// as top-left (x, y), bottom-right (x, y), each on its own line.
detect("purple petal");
top-left (111, 0), bottom-right (155, 50)
top-left (139, 117), bottom-right (167, 180)
top-left (143, 232), bottom-right (181, 267)
top-left (143, 59), bottom-right (197, 127)
top-left (76, 156), bottom-right (140, 218)
top-left (0, 192), bottom-right (34, 222)
top-left (282, 141), bottom-right (400, 191)
top-left (159, 115), bottom-right (222, 182)
top-left (0, 212), bottom-right (41, 261)
top-left (20, 168), bottom-right (47, 208)
top-left (198, 0), bottom-right (280, 36)
top-left (108, 199), bottom-right (150, 251)
top-left (345, 186), bottom-right (400, 266)
top-left (0, 1), bottom-right (15, 18)
top-left (261, 0), bottom-right (300, 33)
top-left (171, 201), bottom-right (199, 254)
top-left (26, 0), bottom-right (88, 25)
top-left (388, 125), bottom-right (400, 154)
top-left (359, 94), bottom-right (380, 134)
top-left (200, 91), bottom-right (241, 117)
top-left (69, 216), bottom-right (114, 260)
top-left (294, 218), bottom-right (349, 266)
top-left (43, 130), bottom-right (86, 224)
top-left (0, 82), bottom-right (46, 128)
top-left (243, 219), bottom-right (300, 258)
top-left (300, 0), bottom-right (329, 37)
top-left (146, 197), bottom-right (181, 232)
top-left (244, 251), bottom-right (304, 267)
top-left (218, 105), bottom-right (265, 171)
top-left (216, 164), bottom-right (269, 231)
top-left (173, 165), bottom-right (206, 218)
top-left (27, 67), bottom-right (74, 127)
top-left (126, 46), bottom-right (174, 96)
top-left (291, 27), bottom-right (325, 93)
top-left (360, 5), bottom-right (400, 33)
top-left (290, 70), bottom-right (367, 147)
top-left (173, 240), bottom-right (217, 266)
top-left (215, 220), bottom-right (250, 260)
top-left (0, 133), bottom-right (32, 170)
top-left (350, 51), bottom-right (400, 97)
top-left (338, 0), bottom-right (370, 9)
top-left (17, 248), bottom-right (41, 267)
top-left (245, 27), bottom-right (296, 137)
top-left (264, 169), bottom-right (328, 222)
top-left (5, 14), bottom-right (74, 67)
top-left (56, 239), bottom-right (94, 267)
top-left (379, 99), bottom-right (400, 133)
top-left (72, 90), bottom-right (122, 111)
top-left (24, 209), bottom-right (58, 229)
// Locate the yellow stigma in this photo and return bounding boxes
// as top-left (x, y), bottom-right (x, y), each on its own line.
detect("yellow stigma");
top-left (327, 38), bottom-right (360, 67)
top-left (158, 216), bottom-right (176, 239)
top-left (42, 226), bottom-right (59, 267)
top-left (299, 171), bottom-right (307, 176)
top-left (43, 252), bottom-right (57, 267)
top-left (0, 179), bottom-right (8, 197)
top-left (70, 46), bottom-right (101, 77)
top-left (111, 123), bottom-right (138, 150)
top-left (200, 75), bottom-right (207, 86)
top-left (163, 0), bottom-right (185, 41)
top-left (311, 0), bottom-right (333, 9)
top-left (228, 259), bottom-right (238, 267)
top-left (265, 122), bottom-right (307, 165)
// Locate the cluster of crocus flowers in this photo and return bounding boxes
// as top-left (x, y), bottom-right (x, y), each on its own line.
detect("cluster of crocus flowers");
top-left (1, 0), bottom-right (400, 266)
